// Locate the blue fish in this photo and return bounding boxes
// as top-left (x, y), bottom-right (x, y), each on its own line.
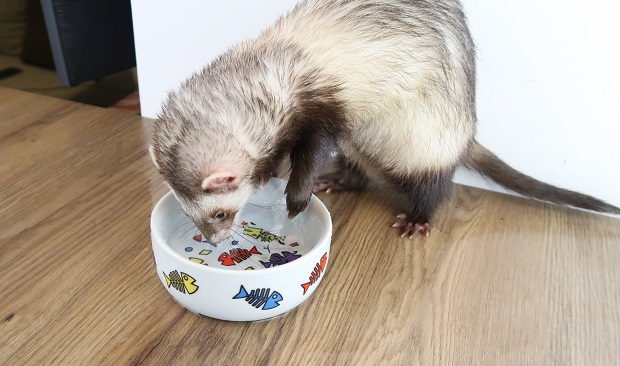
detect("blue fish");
top-left (233, 285), bottom-right (283, 310)
top-left (260, 251), bottom-right (301, 268)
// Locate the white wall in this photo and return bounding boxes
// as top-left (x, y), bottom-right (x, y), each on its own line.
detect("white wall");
top-left (131, 0), bottom-right (620, 209)
top-left (131, 0), bottom-right (299, 120)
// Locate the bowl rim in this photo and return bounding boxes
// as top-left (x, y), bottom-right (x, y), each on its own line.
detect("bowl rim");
top-left (151, 188), bottom-right (332, 276)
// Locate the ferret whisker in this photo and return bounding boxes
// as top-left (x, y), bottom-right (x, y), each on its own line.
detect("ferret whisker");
top-left (245, 202), bottom-right (286, 209)
top-left (169, 220), bottom-right (194, 240)
top-left (160, 209), bottom-right (186, 226)
top-left (175, 220), bottom-right (194, 230)
top-left (228, 228), bottom-right (246, 244)
top-left (180, 223), bottom-right (198, 238)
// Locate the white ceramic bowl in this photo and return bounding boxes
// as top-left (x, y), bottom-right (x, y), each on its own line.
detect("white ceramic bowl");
top-left (150, 178), bottom-right (332, 321)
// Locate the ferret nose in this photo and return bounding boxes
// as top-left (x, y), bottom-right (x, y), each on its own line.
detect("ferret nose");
top-left (208, 231), bottom-right (230, 244)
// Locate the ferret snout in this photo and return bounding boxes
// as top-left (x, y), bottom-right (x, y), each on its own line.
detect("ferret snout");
top-left (204, 227), bottom-right (232, 245)
top-left (193, 210), bottom-right (237, 244)
top-left (195, 219), bottom-right (233, 244)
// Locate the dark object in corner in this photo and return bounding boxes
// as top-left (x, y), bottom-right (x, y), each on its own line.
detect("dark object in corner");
top-left (40, 0), bottom-right (136, 87)
top-left (0, 67), bottom-right (23, 80)
top-left (21, 0), bottom-right (55, 69)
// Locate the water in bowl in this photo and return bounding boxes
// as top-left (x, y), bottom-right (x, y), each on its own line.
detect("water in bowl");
top-left (163, 179), bottom-right (323, 271)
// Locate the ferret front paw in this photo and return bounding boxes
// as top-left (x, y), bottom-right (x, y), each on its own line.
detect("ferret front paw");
top-left (392, 213), bottom-right (431, 239)
top-left (286, 196), bottom-right (311, 219)
top-left (285, 183), bottom-right (312, 219)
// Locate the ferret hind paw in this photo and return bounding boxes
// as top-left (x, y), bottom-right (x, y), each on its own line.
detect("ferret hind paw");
top-left (313, 167), bottom-right (369, 193)
top-left (313, 179), bottom-right (345, 194)
top-left (392, 214), bottom-right (431, 239)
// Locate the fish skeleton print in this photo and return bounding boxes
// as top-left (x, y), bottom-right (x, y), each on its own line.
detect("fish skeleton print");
top-left (218, 246), bottom-right (261, 266)
top-left (301, 253), bottom-right (328, 295)
top-left (233, 285), bottom-right (283, 310)
top-left (241, 221), bottom-right (286, 244)
top-left (260, 251), bottom-right (301, 268)
top-left (164, 270), bottom-right (199, 294)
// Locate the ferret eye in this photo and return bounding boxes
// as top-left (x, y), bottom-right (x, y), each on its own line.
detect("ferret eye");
top-left (214, 212), bottom-right (226, 220)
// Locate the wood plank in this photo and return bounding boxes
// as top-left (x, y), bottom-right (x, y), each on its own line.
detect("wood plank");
top-left (0, 90), bottom-right (150, 241)
top-left (1, 87), bottom-right (619, 365)
top-left (0, 88), bottom-right (74, 140)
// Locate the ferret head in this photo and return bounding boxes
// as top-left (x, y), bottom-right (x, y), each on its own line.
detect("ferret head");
top-left (149, 78), bottom-right (265, 243)
top-left (149, 45), bottom-right (300, 243)
top-left (150, 142), bottom-right (257, 244)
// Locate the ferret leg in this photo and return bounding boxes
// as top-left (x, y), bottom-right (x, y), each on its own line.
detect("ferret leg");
top-left (314, 154), bottom-right (369, 193)
top-left (285, 131), bottom-right (339, 218)
top-left (283, 87), bottom-right (348, 217)
top-left (388, 169), bottom-right (454, 239)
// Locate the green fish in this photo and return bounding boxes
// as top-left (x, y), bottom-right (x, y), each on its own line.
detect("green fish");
top-left (163, 270), bottom-right (199, 294)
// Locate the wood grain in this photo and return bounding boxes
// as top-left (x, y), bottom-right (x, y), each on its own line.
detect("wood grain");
top-left (1, 87), bottom-right (619, 365)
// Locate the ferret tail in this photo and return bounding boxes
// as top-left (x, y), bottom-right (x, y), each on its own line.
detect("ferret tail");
top-left (463, 140), bottom-right (620, 215)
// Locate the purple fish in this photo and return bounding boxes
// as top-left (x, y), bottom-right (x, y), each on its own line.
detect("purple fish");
top-left (260, 251), bottom-right (301, 268)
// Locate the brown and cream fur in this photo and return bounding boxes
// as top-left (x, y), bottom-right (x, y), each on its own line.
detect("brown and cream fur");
top-left (150, 0), bottom-right (619, 243)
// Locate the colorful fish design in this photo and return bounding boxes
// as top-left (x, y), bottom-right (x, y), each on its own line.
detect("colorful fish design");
top-left (241, 221), bottom-right (285, 244)
top-left (233, 285), bottom-right (283, 310)
top-left (218, 246), bottom-right (261, 266)
top-left (301, 253), bottom-right (328, 295)
top-left (163, 270), bottom-right (199, 294)
top-left (260, 251), bottom-right (301, 268)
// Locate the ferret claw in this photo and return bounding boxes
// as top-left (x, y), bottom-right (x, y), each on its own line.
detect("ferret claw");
top-left (392, 214), bottom-right (409, 227)
top-left (393, 214), bottom-right (430, 239)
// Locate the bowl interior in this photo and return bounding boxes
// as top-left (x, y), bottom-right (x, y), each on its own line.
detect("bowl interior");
top-left (156, 179), bottom-right (329, 271)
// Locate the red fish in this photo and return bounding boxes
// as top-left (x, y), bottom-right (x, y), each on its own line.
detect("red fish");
top-left (301, 253), bottom-right (328, 294)
top-left (218, 246), bottom-right (261, 266)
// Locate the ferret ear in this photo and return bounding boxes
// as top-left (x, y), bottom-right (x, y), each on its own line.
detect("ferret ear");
top-left (201, 167), bottom-right (245, 193)
top-left (149, 145), bottom-right (161, 170)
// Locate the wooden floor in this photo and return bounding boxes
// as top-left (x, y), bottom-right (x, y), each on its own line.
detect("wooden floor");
top-left (1, 87), bottom-right (619, 365)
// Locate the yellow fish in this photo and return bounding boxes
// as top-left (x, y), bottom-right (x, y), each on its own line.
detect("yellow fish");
top-left (241, 221), bottom-right (285, 244)
top-left (163, 270), bottom-right (199, 294)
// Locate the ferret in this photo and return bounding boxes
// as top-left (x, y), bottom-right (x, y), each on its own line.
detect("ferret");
top-left (149, 0), bottom-right (620, 243)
